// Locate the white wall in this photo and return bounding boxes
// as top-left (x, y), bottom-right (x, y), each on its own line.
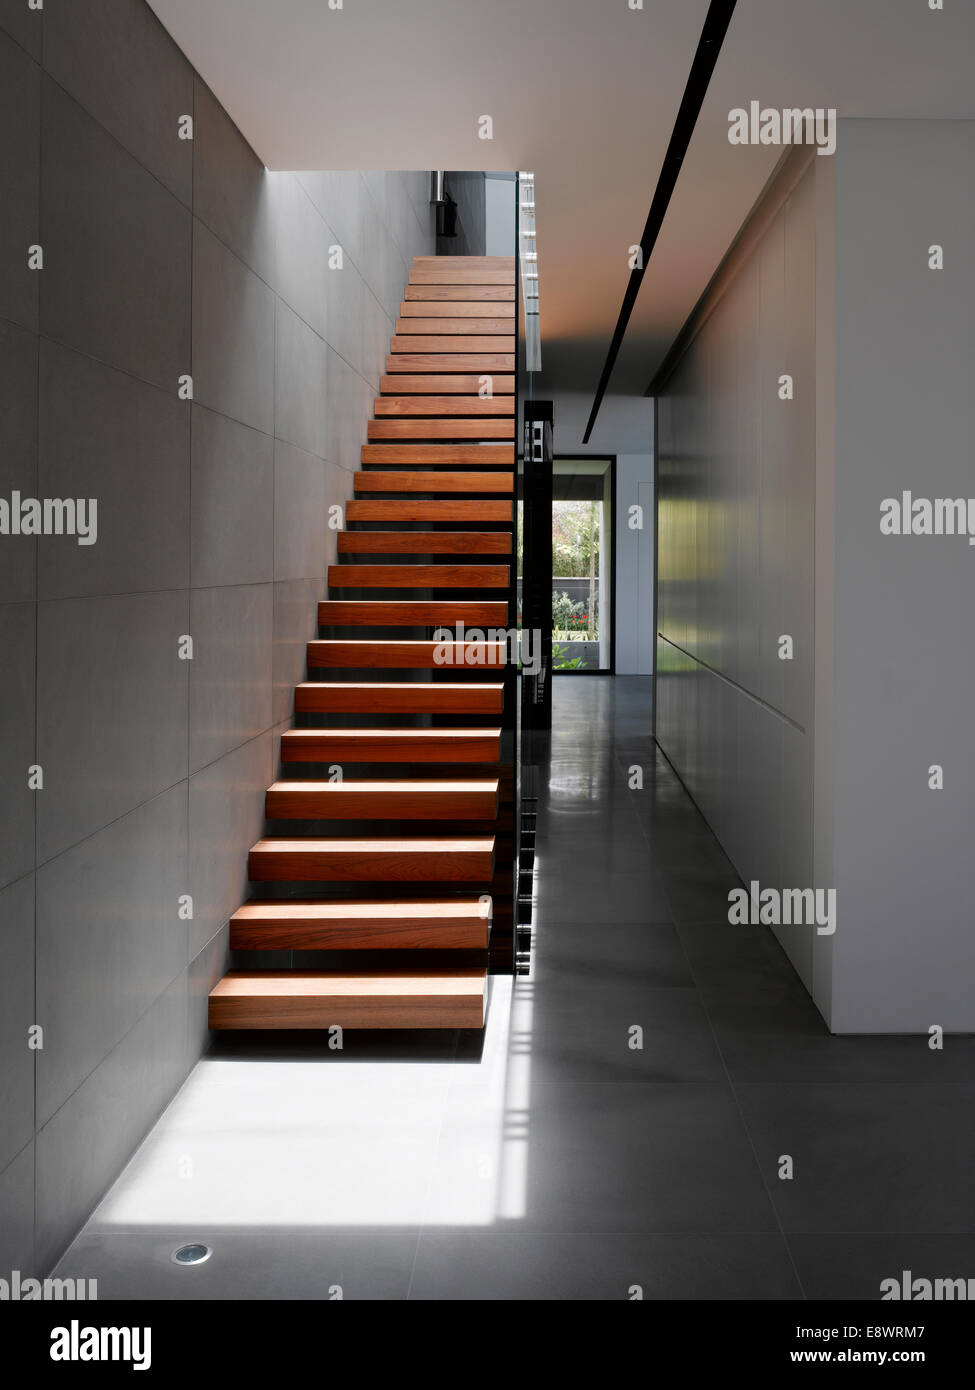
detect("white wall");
top-left (827, 119), bottom-right (975, 1032)
top-left (485, 173), bottom-right (515, 256)
top-left (615, 455), bottom-right (654, 674)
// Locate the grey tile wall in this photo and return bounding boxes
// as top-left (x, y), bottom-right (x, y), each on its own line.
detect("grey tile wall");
top-left (0, 0), bottom-right (434, 1274)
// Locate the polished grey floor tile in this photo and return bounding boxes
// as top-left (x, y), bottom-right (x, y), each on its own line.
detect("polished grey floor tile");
top-left (735, 1082), bottom-right (975, 1233)
top-left (518, 977), bottom-right (726, 1084)
top-left (410, 1230), bottom-right (801, 1301)
top-left (428, 1081), bottom-right (778, 1234)
top-left (534, 920), bottom-right (693, 988)
top-left (53, 1227), bottom-right (419, 1301)
top-left (533, 870), bottom-right (673, 926)
top-left (788, 1234), bottom-right (975, 1302)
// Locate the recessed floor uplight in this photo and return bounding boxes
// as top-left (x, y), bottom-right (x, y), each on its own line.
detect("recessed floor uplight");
top-left (171, 1243), bottom-right (212, 1266)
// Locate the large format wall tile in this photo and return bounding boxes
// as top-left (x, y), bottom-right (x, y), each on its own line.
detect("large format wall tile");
top-left (37, 338), bottom-right (190, 599)
top-left (36, 785), bottom-right (187, 1127)
top-left (0, 29), bottom-right (39, 331)
top-left (35, 976), bottom-right (189, 1273)
top-left (326, 347), bottom-right (370, 472)
top-left (40, 79), bottom-right (191, 391)
top-left (187, 732), bottom-right (271, 961)
top-left (324, 246), bottom-right (364, 380)
top-left (0, 603), bottom-right (35, 889)
top-left (36, 591), bottom-right (189, 863)
top-left (0, 0), bottom-right (41, 57)
top-left (43, 0), bottom-right (193, 205)
top-left (272, 576), bottom-right (324, 726)
top-left (0, 318), bottom-right (38, 603)
top-left (189, 584), bottom-right (273, 773)
top-left (0, 1142), bottom-right (35, 1276)
top-left (266, 173), bottom-right (327, 341)
top-left (274, 299), bottom-right (328, 458)
top-left (190, 405), bottom-right (273, 589)
top-left (0, 874), bottom-right (35, 1172)
top-left (274, 439), bottom-right (326, 582)
top-left (192, 77), bottom-right (274, 286)
top-left (192, 220), bottom-right (274, 434)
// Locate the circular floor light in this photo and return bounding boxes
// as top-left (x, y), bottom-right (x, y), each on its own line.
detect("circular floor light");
top-left (170, 1243), bottom-right (212, 1266)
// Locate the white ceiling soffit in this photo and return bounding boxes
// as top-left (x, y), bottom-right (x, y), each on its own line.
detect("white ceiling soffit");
top-left (149, 0), bottom-right (975, 406)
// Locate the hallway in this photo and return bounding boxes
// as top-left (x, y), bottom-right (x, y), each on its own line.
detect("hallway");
top-left (52, 679), bottom-right (975, 1300)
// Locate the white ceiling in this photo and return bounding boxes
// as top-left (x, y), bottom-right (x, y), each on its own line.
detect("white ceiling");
top-left (149, 0), bottom-right (975, 417)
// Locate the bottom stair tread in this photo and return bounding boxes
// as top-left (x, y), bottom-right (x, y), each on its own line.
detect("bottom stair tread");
top-left (208, 968), bottom-right (487, 1029)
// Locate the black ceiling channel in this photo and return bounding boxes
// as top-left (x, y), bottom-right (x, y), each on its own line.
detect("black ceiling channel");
top-left (582, 0), bottom-right (739, 443)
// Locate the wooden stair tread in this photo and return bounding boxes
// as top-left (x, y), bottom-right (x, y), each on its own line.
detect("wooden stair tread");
top-left (395, 318), bottom-right (515, 335)
top-left (337, 532), bottom-right (511, 554)
top-left (247, 836), bottom-right (495, 883)
top-left (367, 419), bottom-right (514, 439)
top-left (385, 354), bottom-right (514, 372)
top-left (353, 472), bottom-right (514, 494)
top-left (266, 779), bottom-right (499, 820)
top-left (413, 255), bottom-right (515, 267)
top-left (404, 285), bottom-right (514, 301)
top-left (208, 968), bottom-right (487, 1029)
top-left (281, 727), bottom-right (502, 760)
top-left (306, 639), bottom-right (507, 668)
top-left (319, 600), bottom-right (508, 623)
top-left (380, 375), bottom-right (514, 393)
top-left (361, 444), bottom-right (514, 465)
top-left (327, 564), bottom-right (509, 588)
top-left (391, 336), bottom-right (515, 354)
top-left (345, 499), bottom-right (512, 521)
top-left (409, 267), bottom-right (514, 284)
top-left (399, 302), bottom-right (515, 318)
top-left (374, 396), bottom-right (513, 416)
top-left (294, 682), bottom-right (504, 714)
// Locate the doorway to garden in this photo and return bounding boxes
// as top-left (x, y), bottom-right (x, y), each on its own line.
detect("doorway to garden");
top-left (550, 457), bottom-right (615, 674)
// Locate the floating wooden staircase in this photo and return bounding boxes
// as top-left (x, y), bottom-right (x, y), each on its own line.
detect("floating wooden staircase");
top-left (208, 255), bottom-right (517, 1032)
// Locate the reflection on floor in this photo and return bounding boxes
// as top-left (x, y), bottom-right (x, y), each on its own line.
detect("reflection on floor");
top-left (53, 677), bottom-right (975, 1299)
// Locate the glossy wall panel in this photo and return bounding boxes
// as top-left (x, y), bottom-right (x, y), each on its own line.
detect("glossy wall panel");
top-left (656, 163), bottom-right (817, 999)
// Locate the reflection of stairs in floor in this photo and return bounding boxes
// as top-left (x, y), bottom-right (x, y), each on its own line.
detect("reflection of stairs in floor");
top-left (208, 255), bottom-right (516, 1031)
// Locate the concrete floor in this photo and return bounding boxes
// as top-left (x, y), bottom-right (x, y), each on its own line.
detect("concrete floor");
top-left (53, 677), bottom-right (975, 1299)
